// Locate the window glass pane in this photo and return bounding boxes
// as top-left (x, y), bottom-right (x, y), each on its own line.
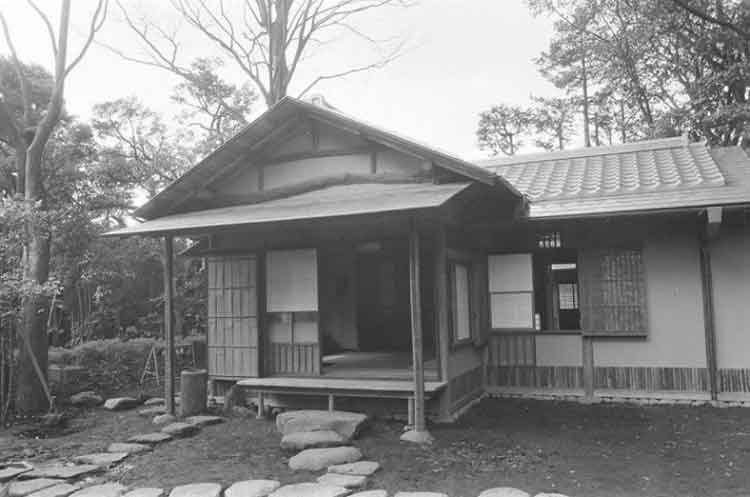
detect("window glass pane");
top-left (453, 264), bottom-right (471, 341)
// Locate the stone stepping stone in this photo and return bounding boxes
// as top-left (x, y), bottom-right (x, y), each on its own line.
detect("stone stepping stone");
top-left (27, 483), bottom-right (80, 497)
top-left (107, 443), bottom-right (152, 455)
top-left (316, 473), bottom-right (367, 489)
top-left (23, 465), bottom-right (101, 480)
top-left (127, 433), bottom-right (172, 444)
top-left (328, 461), bottom-right (380, 476)
top-left (224, 480), bottom-right (280, 497)
top-left (143, 398), bottom-right (165, 407)
top-left (0, 462), bottom-right (33, 482)
top-left (394, 493), bottom-right (449, 497)
top-left (184, 416), bottom-right (224, 428)
top-left (160, 422), bottom-right (199, 438)
top-left (72, 452), bottom-right (128, 467)
top-left (123, 489), bottom-right (165, 497)
top-left (9, 479), bottom-right (64, 497)
top-left (104, 397), bottom-right (140, 411)
top-left (281, 431), bottom-right (346, 451)
top-left (289, 446), bottom-right (362, 472)
top-left (276, 410), bottom-right (367, 440)
top-left (138, 407), bottom-right (166, 417)
top-left (349, 492), bottom-right (387, 497)
top-left (153, 415), bottom-right (176, 425)
top-left (69, 483), bottom-right (128, 497)
top-left (478, 489), bottom-right (531, 497)
top-left (168, 483), bottom-right (222, 497)
top-left (69, 392), bottom-right (103, 408)
top-left (268, 483), bottom-right (349, 497)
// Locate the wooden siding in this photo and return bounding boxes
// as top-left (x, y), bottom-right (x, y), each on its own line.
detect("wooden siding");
top-left (719, 369), bottom-right (750, 392)
top-left (489, 334), bottom-right (536, 366)
top-left (490, 366), bottom-right (583, 389)
top-left (266, 342), bottom-right (321, 376)
top-left (449, 365), bottom-right (484, 410)
top-left (207, 256), bottom-right (259, 378)
top-left (594, 367), bottom-right (708, 391)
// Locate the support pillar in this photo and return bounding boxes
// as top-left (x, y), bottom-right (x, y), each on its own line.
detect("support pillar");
top-left (582, 336), bottom-right (595, 402)
top-left (700, 241), bottom-right (719, 401)
top-left (163, 235), bottom-right (176, 416)
top-left (401, 217), bottom-right (434, 444)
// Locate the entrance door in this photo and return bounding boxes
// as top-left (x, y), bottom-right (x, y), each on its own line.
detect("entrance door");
top-left (207, 255), bottom-right (259, 378)
top-left (264, 248), bottom-right (321, 376)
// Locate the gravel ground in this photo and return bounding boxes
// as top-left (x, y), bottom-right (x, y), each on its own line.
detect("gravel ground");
top-left (2, 398), bottom-right (750, 497)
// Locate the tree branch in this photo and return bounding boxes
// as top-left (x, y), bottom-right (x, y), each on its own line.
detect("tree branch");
top-left (65, 0), bottom-right (109, 77)
top-left (670, 0), bottom-right (750, 40)
top-left (0, 11), bottom-right (31, 131)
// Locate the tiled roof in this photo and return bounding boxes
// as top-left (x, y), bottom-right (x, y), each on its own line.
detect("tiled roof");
top-left (105, 182), bottom-right (471, 237)
top-left (477, 137), bottom-right (750, 218)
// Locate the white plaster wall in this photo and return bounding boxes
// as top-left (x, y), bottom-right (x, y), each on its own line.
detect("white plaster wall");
top-left (594, 232), bottom-right (707, 367)
top-left (263, 154), bottom-right (371, 190)
top-left (711, 225), bottom-right (750, 369)
top-left (536, 335), bottom-right (582, 367)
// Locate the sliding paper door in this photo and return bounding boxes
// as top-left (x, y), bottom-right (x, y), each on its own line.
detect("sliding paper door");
top-left (265, 248), bottom-right (320, 376)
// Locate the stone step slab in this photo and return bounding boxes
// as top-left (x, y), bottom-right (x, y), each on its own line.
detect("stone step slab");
top-left (289, 446), bottom-right (362, 472)
top-left (168, 483), bottom-right (222, 497)
top-left (280, 431), bottom-right (346, 451)
top-left (72, 452), bottom-right (128, 467)
top-left (160, 423), bottom-right (200, 438)
top-left (127, 433), bottom-right (173, 444)
top-left (69, 483), bottom-right (128, 497)
top-left (268, 483), bottom-right (349, 497)
top-left (23, 465), bottom-right (101, 480)
top-left (103, 398), bottom-right (140, 411)
top-left (223, 480), bottom-right (280, 497)
top-left (328, 461), bottom-right (380, 476)
top-left (123, 489), bottom-right (165, 497)
top-left (316, 473), bottom-right (367, 489)
top-left (349, 492), bottom-right (388, 497)
top-left (26, 483), bottom-right (80, 497)
top-left (153, 415), bottom-right (177, 426)
top-left (107, 443), bottom-right (152, 455)
top-left (138, 407), bottom-right (167, 417)
top-left (143, 398), bottom-right (165, 407)
top-left (394, 493), bottom-right (449, 497)
top-left (276, 410), bottom-right (368, 440)
top-left (478, 489), bottom-right (531, 497)
top-left (69, 392), bottom-right (103, 408)
top-left (9, 479), bottom-right (64, 497)
top-left (0, 463), bottom-right (33, 482)
top-left (534, 494), bottom-right (569, 497)
top-left (184, 416), bottom-right (224, 428)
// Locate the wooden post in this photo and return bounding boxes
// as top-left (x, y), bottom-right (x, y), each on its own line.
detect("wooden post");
top-left (163, 236), bottom-right (176, 416)
top-left (401, 217), bottom-right (433, 444)
top-left (582, 336), bottom-right (595, 401)
top-left (434, 222), bottom-right (452, 420)
top-left (700, 241), bottom-right (719, 401)
top-left (328, 394), bottom-right (335, 412)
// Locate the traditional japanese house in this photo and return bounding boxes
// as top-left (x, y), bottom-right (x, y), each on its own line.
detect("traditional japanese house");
top-left (106, 96), bottom-right (750, 431)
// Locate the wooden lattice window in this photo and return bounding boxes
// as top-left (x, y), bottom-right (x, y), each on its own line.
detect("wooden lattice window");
top-left (578, 248), bottom-right (648, 336)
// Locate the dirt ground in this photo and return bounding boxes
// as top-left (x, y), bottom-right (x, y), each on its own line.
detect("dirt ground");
top-left (2, 398), bottom-right (750, 497)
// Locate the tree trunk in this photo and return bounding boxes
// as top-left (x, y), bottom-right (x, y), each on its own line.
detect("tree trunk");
top-left (16, 233), bottom-right (51, 414)
top-left (582, 54), bottom-right (591, 147)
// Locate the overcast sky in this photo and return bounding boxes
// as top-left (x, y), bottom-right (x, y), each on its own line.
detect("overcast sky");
top-left (0, 0), bottom-right (558, 160)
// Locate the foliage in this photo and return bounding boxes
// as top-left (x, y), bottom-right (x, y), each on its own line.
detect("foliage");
top-left (477, 104), bottom-right (533, 156)
top-left (530, 96), bottom-right (577, 150)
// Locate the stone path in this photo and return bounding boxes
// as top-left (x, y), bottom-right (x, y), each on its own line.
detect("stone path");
top-left (0, 402), bottom-right (571, 497)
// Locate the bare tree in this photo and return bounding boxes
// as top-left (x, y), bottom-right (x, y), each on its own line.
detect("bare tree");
top-left (0, 0), bottom-right (108, 413)
top-left (113, 0), bottom-right (409, 107)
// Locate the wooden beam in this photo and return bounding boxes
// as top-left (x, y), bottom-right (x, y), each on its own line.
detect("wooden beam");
top-left (163, 236), bottom-right (176, 415)
top-left (582, 336), bottom-right (594, 401)
top-left (408, 218), bottom-right (426, 432)
top-left (700, 240), bottom-right (719, 400)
